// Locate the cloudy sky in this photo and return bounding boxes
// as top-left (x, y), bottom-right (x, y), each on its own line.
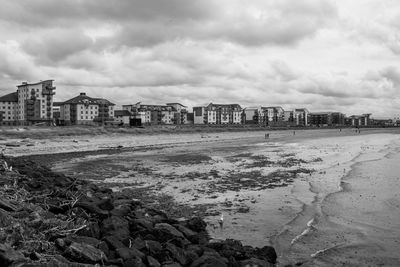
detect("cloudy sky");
top-left (0, 0), bottom-right (399, 117)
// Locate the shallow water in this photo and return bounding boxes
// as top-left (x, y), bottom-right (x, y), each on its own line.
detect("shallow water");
top-left (273, 135), bottom-right (400, 266)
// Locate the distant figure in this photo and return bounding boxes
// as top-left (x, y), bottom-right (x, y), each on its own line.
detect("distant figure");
top-left (218, 214), bottom-right (224, 229)
top-left (265, 133), bottom-right (270, 139)
top-left (293, 131), bottom-right (296, 136)
top-left (339, 128), bottom-right (342, 132)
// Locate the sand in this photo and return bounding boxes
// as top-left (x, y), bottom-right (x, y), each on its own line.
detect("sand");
top-left (3, 127), bottom-right (400, 266)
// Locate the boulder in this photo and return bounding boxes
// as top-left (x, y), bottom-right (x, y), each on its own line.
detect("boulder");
top-left (165, 242), bottom-right (189, 266)
top-left (63, 242), bottom-right (107, 264)
top-left (145, 240), bottom-right (162, 256)
top-left (255, 246), bottom-right (277, 264)
top-left (116, 247), bottom-right (145, 261)
top-left (147, 255), bottom-right (161, 267)
top-left (190, 253), bottom-right (228, 267)
top-left (103, 235), bottom-right (126, 250)
top-left (101, 216), bottom-right (130, 238)
top-left (240, 258), bottom-right (273, 267)
top-left (186, 217), bottom-right (207, 232)
top-left (0, 244), bottom-right (26, 266)
top-left (154, 223), bottom-right (185, 240)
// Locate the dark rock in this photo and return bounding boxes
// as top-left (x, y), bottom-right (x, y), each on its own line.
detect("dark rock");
top-left (145, 240), bottom-right (162, 256)
top-left (154, 223), bottom-right (185, 240)
top-left (103, 235), bottom-right (126, 250)
top-left (97, 198), bottom-right (114, 211)
top-left (97, 241), bottom-right (110, 257)
top-left (64, 242), bottom-right (107, 264)
top-left (131, 218), bottom-right (154, 231)
top-left (186, 217), bottom-right (207, 232)
top-left (147, 255), bottom-right (161, 267)
top-left (240, 258), bottom-right (273, 267)
top-left (122, 257), bottom-right (146, 267)
top-left (165, 242), bottom-right (189, 266)
top-left (190, 253), bottom-right (228, 267)
top-left (110, 204), bottom-right (131, 217)
top-left (101, 216), bottom-right (130, 239)
top-left (132, 237), bottom-right (146, 251)
top-left (173, 224), bottom-right (198, 240)
top-left (255, 246), bottom-right (277, 264)
top-left (76, 221), bottom-right (101, 239)
top-left (0, 244), bottom-right (27, 266)
top-left (163, 262), bottom-right (182, 267)
top-left (116, 247), bottom-right (145, 261)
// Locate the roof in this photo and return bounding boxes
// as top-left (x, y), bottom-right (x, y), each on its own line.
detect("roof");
top-left (166, 103), bottom-right (187, 107)
top-left (53, 101), bottom-right (64, 106)
top-left (114, 110), bottom-right (132, 117)
top-left (17, 80), bottom-right (54, 87)
top-left (63, 94), bottom-right (115, 105)
top-left (0, 92), bottom-right (18, 102)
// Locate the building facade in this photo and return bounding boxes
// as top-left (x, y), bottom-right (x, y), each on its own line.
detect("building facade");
top-left (0, 92), bottom-right (18, 125)
top-left (193, 103), bottom-right (242, 125)
top-left (59, 93), bottom-right (115, 125)
top-left (123, 102), bottom-right (188, 125)
top-left (309, 112), bottom-right (345, 126)
top-left (0, 80), bottom-right (56, 125)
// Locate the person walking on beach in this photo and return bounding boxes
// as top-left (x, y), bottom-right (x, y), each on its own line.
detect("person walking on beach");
top-left (265, 133), bottom-right (269, 139)
top-left (293, 131), bottom-right (296, 136)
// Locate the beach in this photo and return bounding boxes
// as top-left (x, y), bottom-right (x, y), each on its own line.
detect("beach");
top-left (3, 127), bottom-right (400, 266)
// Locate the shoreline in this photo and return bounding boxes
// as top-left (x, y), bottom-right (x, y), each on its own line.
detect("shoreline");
top-left (273, 133), bottom-right (400, 266)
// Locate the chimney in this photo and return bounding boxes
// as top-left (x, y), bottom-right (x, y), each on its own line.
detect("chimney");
top-left (80, 92), bottom-right (86, 96)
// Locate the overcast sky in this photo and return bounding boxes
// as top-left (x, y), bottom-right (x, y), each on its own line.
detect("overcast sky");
top-left (0, 0), bottom-right (399, 117)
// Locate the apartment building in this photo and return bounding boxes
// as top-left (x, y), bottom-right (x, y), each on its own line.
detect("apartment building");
top-left (193, 103), bottom-right (242, 125)
top-left (0, 92), bottom-right (18, 125)
top-left (59, 93), bottom-right (115, 125)
top-left (263, 106), bottom-right (285, 126)
top-left (122, 102), bottom-right (188, 125)
top-left (294, 108), bottom-right (309, 126)
top-left (348, 113), bottom-right (371, 126)
top-left (309, 112), bottom-right (345, 126)
top-left (243, 107), bottom-right (266, 125)
top-left (0, 80), bottom-right (56, 125)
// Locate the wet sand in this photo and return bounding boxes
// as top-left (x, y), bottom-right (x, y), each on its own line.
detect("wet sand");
top-left (6, 127), bottom-right (400, 266)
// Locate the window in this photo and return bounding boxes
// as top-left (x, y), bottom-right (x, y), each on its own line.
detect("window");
top-left (81, 111), bottom-right (83, 114)
top-left (81, 116), bottom-right (83, 119)
top-left (90, 111), bottom-right (93, 114)
top-left (86, 116), bottom-right (88, 119)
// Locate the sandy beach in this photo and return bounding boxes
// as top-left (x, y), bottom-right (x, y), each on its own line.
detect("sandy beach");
top-left (3, 127), bottom-right (400, 266)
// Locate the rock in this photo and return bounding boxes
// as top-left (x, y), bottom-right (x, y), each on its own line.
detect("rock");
top-left (255, 246), bottom-right (277, 264)
top-left (131, 218), bottom-right (154, 231)
top-left (64, 242), bottom-right (107, 264)
top-left (163, 262), bottom-right (182, 267)
top-left (190, 253), bottom-right (228, 267)
top-left (0, 244), bottom-right (26, 266)
top-left (116, 247), bottom-right (145, 261)
top-left (145, 240), bottom-right (162, 256)
top-left (173, 224), bottom-right (197, 239)
top-left (186, 217), bottom-right (207, 232)
top-left (101, 216), bottom-right (130, 239)
top-left (240, 258), bottom-right (273, 267)
top-left (76, 221), bottom-right (101, 239)
top-left (122, 257), bottom-right (146, 267)
top-left (154, 223), bottom-right (185, 240)
top-left (147, 255), bottom-right (161, 267)
top-left (165, 242), bottom-right (189, 266)
top-left (103, 235), bottom-right (126, 250)
top-left (132, 237), bottom-right (146, 251)
top-left (97, 198), bottom-right (114, 211)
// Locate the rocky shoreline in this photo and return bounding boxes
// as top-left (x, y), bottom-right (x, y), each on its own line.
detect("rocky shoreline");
top-left (0, 156), bottom-right (277, 267)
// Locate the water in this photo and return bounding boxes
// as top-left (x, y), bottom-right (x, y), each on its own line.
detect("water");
top-left (274, 135), bottom-right (400, 266)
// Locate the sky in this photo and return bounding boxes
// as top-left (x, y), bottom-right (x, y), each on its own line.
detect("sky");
top-left (0, 0), bottom-right (399, 118)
